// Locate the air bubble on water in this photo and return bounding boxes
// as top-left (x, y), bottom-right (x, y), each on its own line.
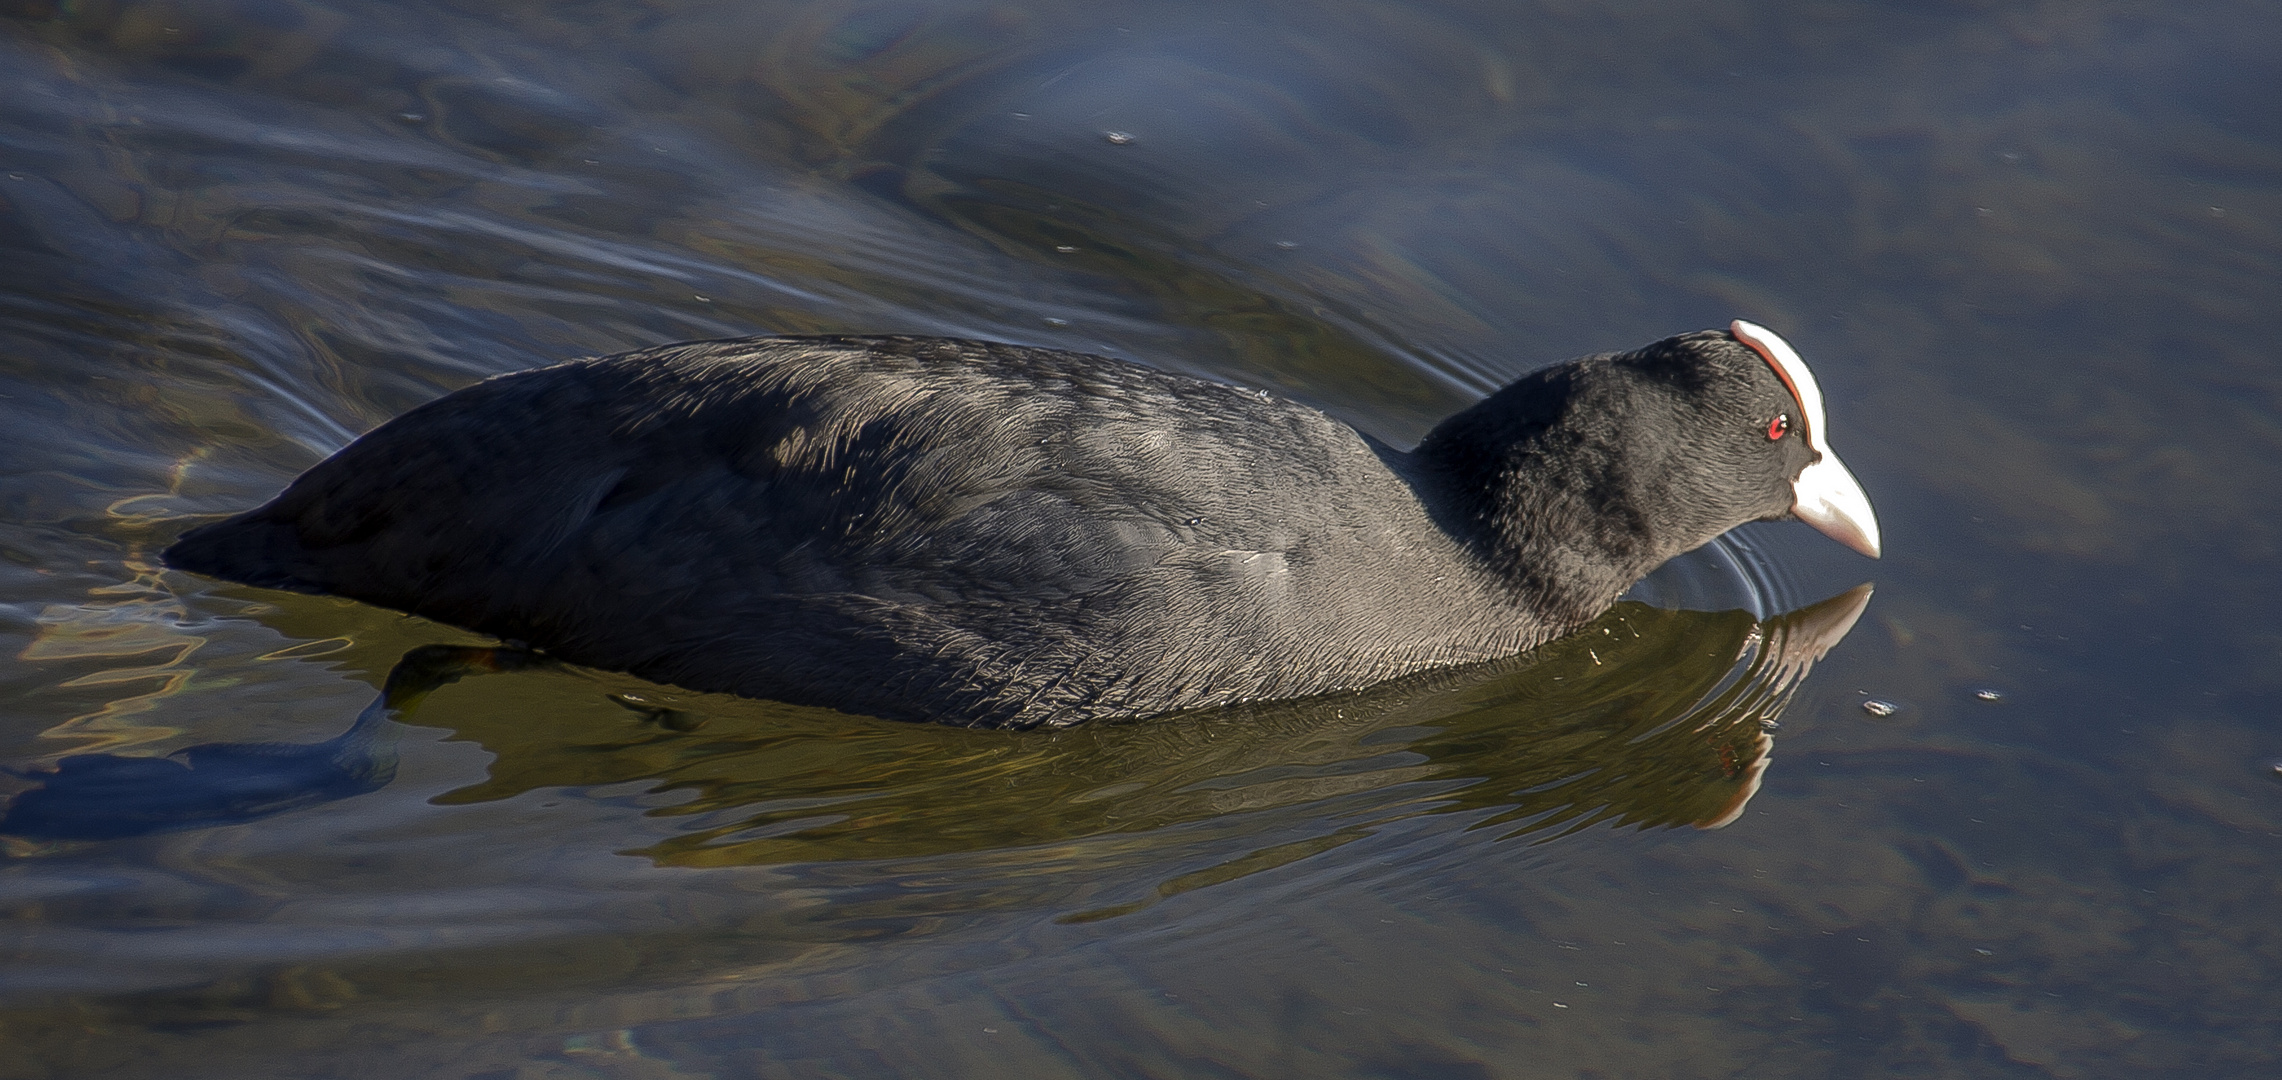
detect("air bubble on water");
top-left (1103, 131), bottom-right (1135, 145)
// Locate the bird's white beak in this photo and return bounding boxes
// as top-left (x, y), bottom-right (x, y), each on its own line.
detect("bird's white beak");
top-left (1791, 451), bottom-right (1881, 558)
top-left (1730, 320), bottom-right (1882, 559)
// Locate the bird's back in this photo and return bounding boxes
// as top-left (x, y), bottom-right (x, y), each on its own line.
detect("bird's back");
top-left (168, 337), bottom-right (1543, 726)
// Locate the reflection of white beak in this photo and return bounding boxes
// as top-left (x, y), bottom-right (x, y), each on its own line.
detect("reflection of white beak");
top-left (1770, 582), bottom-right (1876, 666)
top-left (1729, 320), bottom-right (1882, 559)
top-left (1696, 583), bottom-right (1875, 829)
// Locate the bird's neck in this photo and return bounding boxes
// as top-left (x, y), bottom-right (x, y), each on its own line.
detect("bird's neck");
top-left (1410, 369), bottom-right (1675, 631)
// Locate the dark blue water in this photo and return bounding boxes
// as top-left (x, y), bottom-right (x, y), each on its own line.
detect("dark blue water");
top-left (4, 1), bottom-right (2279, 1076)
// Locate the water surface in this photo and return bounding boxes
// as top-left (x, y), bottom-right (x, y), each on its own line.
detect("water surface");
top-left (4, 1), bottom-right (2280, 1076)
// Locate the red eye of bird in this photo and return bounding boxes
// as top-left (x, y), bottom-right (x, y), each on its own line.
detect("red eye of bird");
top-left (1766, 414), bottom-right (1790, 441)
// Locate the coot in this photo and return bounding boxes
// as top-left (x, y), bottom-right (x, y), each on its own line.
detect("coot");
top-left (166, 320), bottom-right (1878, 728)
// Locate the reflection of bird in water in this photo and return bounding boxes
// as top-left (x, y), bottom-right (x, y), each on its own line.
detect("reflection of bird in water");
top-left (0, 648), bottom-right (547, 841)
top-left (163, 323), bottom-right (1876, 729)
top-left (0, 588), bottom-right (1868, 848)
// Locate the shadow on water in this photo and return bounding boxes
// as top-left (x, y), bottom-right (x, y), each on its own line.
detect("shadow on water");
top-left (4, 586), bottom-right (1871, 905)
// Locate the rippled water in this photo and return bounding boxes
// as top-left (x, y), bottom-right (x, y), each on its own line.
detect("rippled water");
top-left (4, 1), bottom-right (2280, 1076)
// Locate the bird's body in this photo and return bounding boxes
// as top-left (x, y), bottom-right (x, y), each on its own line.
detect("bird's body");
top-left (166, 325), bottom-right (1878, 728)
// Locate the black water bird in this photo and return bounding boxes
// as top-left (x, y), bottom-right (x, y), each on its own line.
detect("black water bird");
top-left (164, 320), bottom-right (1878, 728)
